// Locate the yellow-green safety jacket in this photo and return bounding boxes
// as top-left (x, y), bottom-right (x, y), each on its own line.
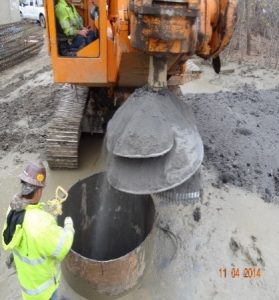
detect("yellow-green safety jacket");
top-left (55, 0), bottom-right (83, 36)
top-left (2, 203), bottom-right (74, 300)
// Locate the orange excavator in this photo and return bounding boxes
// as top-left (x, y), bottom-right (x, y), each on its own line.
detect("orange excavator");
top-left (45, 0), bottom-right (237, 194)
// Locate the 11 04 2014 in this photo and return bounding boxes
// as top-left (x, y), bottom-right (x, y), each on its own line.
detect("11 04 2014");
top-left (219, 267), bottom-right (261, 279)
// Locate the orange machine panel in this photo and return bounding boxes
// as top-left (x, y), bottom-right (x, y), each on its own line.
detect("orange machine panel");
top-left (46, 0), bottom-right (108, 85)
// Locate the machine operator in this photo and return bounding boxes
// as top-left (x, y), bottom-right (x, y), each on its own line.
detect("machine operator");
top-left (2, 161), bottom-right (74, 300)
top-left (55, 0), bottom-right (98, 52)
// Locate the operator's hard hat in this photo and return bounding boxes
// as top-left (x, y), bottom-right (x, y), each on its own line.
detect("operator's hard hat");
top-left (19, 161), bottom-right (46, 188)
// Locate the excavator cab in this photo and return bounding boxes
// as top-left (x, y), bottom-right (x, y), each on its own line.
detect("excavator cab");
top-left (54, 2), bottom-right (100, 58)
top-left (45, 0), bottom-right (114, 85)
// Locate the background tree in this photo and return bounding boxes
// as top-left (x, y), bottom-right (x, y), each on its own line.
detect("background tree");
top-left (225, 0), bottom-right (279, 69)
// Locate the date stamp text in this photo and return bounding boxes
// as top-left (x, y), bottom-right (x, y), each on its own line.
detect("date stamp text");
top-left (219, 267), bottom-right (262, 279)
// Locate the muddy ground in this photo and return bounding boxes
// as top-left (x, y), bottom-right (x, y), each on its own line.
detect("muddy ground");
top-left (0, 34), bottom-right (279, 300)
top-left (186, 88), bottom-right (279, 203)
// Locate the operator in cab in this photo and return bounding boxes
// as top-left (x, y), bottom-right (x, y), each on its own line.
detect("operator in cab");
top-left (55, 0), bottom-right (98, 52)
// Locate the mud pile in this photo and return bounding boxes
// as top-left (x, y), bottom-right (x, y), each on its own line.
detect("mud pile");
top-left (184, 87), bottom-right (279, 202)
top-left (106, 87), bottom-right (203, 194)
top-left (0, 74), bottom-right (59, 157)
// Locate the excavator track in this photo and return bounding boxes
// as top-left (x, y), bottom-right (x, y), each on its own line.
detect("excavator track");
top-left (47, 86), bottom-right (88, 169)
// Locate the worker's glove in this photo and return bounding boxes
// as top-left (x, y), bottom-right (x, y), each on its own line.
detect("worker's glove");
top-left (64, 216), bottom-right (75, 233)
top-left (64, 216), bottom-right (73, 226)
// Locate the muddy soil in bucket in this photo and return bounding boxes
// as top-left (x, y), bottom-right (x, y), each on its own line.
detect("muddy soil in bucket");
top-left (58, 172), bottom-right (155, 299)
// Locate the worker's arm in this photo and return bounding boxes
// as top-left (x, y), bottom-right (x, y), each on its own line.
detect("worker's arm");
top-left (2, 207), bottom-right (25, 251)
top-left (36, 216), bottom-right (74, 261)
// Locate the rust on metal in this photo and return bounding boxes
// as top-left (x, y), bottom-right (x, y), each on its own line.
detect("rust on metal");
top-left (129, 1), bottom-right (198, 55)
top-left (129, 0), bottom-right (237, 58)
top-left (196, 0), bottom-right (238, 58)
top-left (148, 56), bottom-right (168, 89)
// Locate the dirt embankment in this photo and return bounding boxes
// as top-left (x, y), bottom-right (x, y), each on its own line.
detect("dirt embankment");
top-left (183, 87), bottom-right (279, 202)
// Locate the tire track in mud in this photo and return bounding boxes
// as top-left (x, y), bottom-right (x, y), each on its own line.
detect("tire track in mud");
top-left (0, 65), bottom-right (50, 99)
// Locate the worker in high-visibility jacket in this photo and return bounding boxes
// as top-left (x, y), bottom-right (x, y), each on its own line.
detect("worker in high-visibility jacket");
top-left (2, 161), bottom-right (74, 300)
top-left (55, 0), bottom-right (98, 52)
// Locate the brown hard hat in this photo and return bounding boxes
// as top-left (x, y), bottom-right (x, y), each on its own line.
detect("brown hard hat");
top-left (19, 161), bottom-right (46, 187)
